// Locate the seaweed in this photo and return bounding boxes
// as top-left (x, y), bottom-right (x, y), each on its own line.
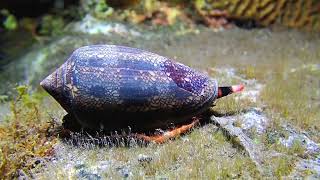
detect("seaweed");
top-left (0, 86), bottom-right (58, 178)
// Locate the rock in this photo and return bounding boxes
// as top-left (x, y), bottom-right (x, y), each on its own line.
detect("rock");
top-left (95, 161), bottom-right (112, 172)
top-left (74, 163), bottom-right (102, 180)
top-left (77, 170), bottom-right (101, 180)
top-left (17, 169), bottom-right (28, 180)
top-left (280, 124), bottom-right (320, 155)
top-left (240, 108), bottom-right (269, 134)
top-left (67, 14), bottom-right (141, 36)
top-left (137, 154), bottom-right (152, 163)
top-left (211, 115), bottom-right (264, 173)
top-left (294, 154), bottom-right (320, 178)
top-left (116, 165), bottom-right (132, 178)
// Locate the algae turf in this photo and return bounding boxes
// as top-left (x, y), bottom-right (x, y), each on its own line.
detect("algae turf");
top-left (37, 125), bottom-right (260, 179)
top-left (0, 24), bottom-right (319, 178)
top-left (260, 64), bottom-right (320, 141)
top-left (0, 85), bottom-right (60, 178)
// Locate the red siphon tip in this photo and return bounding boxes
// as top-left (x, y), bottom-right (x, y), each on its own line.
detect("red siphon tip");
top-left (231, 84), bottom-right (244, 93)
top-left (217, 84), bottom-right (245, 98)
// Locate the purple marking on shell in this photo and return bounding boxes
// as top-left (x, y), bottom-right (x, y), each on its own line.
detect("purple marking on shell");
top-left (163, 60), bottom-right (207, 94)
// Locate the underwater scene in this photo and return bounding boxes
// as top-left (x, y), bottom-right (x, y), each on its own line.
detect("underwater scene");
top-left (0, 0), bottom-right (320, 179)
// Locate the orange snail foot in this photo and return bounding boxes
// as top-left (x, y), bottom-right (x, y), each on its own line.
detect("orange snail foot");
top-left (136, 118), bottom-right (200, 144)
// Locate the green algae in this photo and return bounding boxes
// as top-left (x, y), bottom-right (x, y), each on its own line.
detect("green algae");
top-left (37, 125), bottom-right (260, 179)
top-left (260, 65), bottom-right (320, 136)
top-left (0, 9), bottom-right (17, 31)
top-left (0, 20), bottom-right (319, 178)
top-left (0, 86), bottom-right (60, 178)
top-left (38, 15), bottom-right (65, 36)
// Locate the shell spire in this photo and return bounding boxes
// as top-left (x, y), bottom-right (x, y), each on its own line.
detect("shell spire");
top-left (217, 84), bottom-right (244, 98)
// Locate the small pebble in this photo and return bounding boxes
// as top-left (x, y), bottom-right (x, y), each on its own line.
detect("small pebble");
top-left (138, 154), bottom-right (152, 163)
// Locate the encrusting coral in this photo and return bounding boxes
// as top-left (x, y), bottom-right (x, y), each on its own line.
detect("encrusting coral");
top-left (194, 0), bottom-right (320, 30)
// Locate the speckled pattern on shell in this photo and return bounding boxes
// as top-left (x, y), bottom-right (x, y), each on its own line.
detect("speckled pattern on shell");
top-left (41, 45), bottom-right (218, 132)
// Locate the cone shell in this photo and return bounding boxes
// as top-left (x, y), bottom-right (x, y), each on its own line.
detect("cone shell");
top-left (41, 45), bottom-right (218, 132)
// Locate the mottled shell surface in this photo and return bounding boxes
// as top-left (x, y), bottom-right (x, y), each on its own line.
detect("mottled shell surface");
top-left (41, 45), bottom-right (218, 132)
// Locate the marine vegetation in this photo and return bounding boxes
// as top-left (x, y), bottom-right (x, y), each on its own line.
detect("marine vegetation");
top-left (88, 0), bottom-right (320, 31)
top-left (194, 0), bottom-right (320, 30)
top-left (0, 0), bottom-right (319, 179)
top-left (0, 9), bottom-right (17, 31)
top-left (0, 86), bottom-right (58, 178)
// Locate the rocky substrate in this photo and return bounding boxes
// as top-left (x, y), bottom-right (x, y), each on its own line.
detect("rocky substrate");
top-left (0, 16), bottom-right (319, 178)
